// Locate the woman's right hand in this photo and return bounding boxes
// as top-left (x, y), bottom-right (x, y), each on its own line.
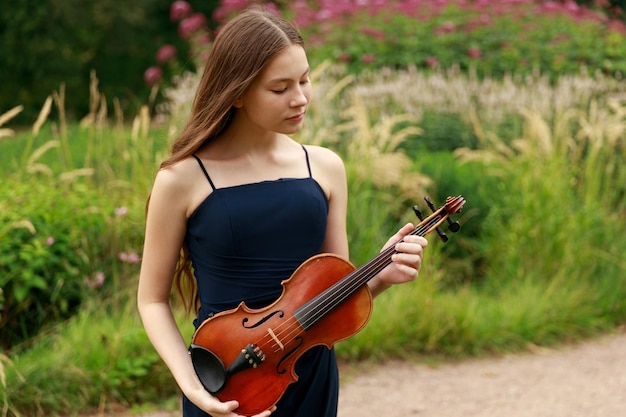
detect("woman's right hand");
top-left (186, 387), bottom-right (275, 417)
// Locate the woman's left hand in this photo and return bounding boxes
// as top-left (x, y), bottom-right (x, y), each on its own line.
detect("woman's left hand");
top-left (368, 223), bottom-right (428, 296)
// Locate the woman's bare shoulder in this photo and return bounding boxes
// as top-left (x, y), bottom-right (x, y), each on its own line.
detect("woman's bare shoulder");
top-left (302, 144), bottom-right (347, 201)
top-left (150, 157), bottom-right (207, 216)
top-left (303, 144), bottom-right (345, 171)
top-left (154, 158), bottom-right (199, 189)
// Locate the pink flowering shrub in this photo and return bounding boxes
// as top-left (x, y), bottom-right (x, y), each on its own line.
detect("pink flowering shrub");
top-left (143, 66), bottom-right (163, 87)
top-left (205, 0), bottom-right (626, 79)
top-left (143, 0), bottom-right (212, 87)
top-left (293, 0), bottom-right (626, 78)
top-left (170, 0), bottom-right (193, 21)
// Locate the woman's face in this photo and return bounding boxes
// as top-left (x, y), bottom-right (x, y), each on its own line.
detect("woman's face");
top-left (236, 44), bottom-right (312, 135)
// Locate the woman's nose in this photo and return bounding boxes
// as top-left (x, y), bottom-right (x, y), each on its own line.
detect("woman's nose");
top-left (290, 85), bottom-right (309, 107)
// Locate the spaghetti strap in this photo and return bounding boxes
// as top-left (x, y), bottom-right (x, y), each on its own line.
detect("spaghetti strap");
top-left (192, 154), bottom-right (216, 191)
top-left (302, 145), bottom-right (313, 178)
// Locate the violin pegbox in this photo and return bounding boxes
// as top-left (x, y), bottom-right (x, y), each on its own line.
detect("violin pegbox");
top-left (412, 195), bottom-right (465, 243)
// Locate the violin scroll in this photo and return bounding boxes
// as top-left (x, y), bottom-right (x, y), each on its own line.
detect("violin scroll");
top-left (413, 195), bottom-right (465, 243)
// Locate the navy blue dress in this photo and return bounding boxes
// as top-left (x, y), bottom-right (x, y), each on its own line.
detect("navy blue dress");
top-left (183, 146), bottom-right (339, 417)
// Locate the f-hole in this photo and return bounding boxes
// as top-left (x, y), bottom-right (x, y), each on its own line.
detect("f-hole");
top-left (242, 310), bottom-right (285, 329)
top-left (276, 336), bottom-right (303, 374)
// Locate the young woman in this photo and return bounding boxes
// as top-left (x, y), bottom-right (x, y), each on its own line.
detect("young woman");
top-left (137, 8), bottom-right (428, 417)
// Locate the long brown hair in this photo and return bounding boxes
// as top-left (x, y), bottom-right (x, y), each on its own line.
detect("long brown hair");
top-left (159, 8), bottom-right (305, 314)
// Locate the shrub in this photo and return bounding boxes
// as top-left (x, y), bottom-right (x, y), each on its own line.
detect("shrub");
top-left (0, 175), bottom-right (144, 350)
top-left (0, 178), bottom-right (100, 348)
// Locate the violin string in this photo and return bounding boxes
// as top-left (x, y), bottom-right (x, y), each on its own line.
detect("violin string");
top-left (254, 198), bottom-right (461, 354)
top-left (260, 216), bottom-right (440, 353)
top-left (259, 218), bottom-right (436, 353)
top-left (294, 215), bottom-right (442, 333)
top-left (308, 199), bottom-right (463, 328)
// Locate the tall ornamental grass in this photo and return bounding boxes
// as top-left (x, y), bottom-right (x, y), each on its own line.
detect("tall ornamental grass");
top-left (343, 96), bottom-right (626, 360)
top-left (0, 74), bottom-right (165, 349)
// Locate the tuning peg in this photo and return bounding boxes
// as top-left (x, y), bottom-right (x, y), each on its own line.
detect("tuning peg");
top-left (447, 218), bottom-right (461, 233)
top-left (413, 204), bottom-right (448, 243)
top-left (424, 196), bottom-right (461, 233)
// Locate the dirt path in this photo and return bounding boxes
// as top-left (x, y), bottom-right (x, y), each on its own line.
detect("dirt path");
top-left (337, 331), bottom-right (626, 417)
top-left (130, 331), bottom-right (625, 417)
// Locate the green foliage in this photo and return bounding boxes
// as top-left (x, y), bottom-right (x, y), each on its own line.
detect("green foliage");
top-left (0, 201), bottom-right (145, 351)
top-left (410, 152), bottom-right (489, 287)
top-left (0, 178), bottom-right (110, 348)
top-left (0, 92), bottom-right (158, 349)
top-left (577, 0), bottom-right (626, 18)
top-left (461, 104), bottom-right (626, 292)
top-left (0, 168), bottom-right (149, 350)
top-left (403, 110), bottom-right (479, 152)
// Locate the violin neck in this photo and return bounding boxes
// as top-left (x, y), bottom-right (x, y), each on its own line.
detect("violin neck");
top-left (293, 215), bottom-right (441, 331)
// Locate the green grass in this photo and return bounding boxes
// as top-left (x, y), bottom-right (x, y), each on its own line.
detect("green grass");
top-left (1, 293), bottom-right (189, 415)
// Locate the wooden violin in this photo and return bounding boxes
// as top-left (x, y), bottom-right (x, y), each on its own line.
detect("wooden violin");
top-left (190, 195), bottom-right (465, 415)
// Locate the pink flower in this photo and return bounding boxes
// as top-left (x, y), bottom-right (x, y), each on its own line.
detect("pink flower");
top-left (127, 252), bottom-right (141, 264)
top-left (264, 2), bottom-right (281, 16)
top-left (143, 66), bottom-right (163, 87)
top-left (196, 50), bottom-right (210, 64)
top-left (541, 1), bottom-right (562, 13)
top-left (467, 47), bottom-right (482, 59)
top-left (435, 21), bottom-right (456, 35)
top-left (156, 44), bottom-right (178, 64)
top-left (170, 0), bottom-right (193, 22)
top-left (564, 0), bottom-right (580, 14)
top-left (316, 9), bottom-right (334, 22)
top-left (195, 32), bottom-right (212, 46)
top-left (478, 14), bottom-right (491, 25)
top-left (608, 19), bottom-right (626, 34)
top-left (214, 0), bottom-right (249, 21)
top-left (119, 251), bottom-right (141, 264)
top-left (291, 0), bottom-right (316, 28)
top-left (338, 52), bottom-right (352, 63)
top-left (426, 56), bottom-right (439, 68)
top-left (46, 236), bottom-right (55, 245)
top-left (179, 13), bottom-right (208, 40)
top-left (361, 53), bottom-right (376, 65)
top-left (85, 271), bottom-right (105, 289)
top-left (114, 206), bottom-right (128, 217)
top-left (360, 26), bottom-right (385, 41)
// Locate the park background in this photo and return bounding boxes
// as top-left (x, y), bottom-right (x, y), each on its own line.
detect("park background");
top-left (1, 0), bottom-right (626, 415)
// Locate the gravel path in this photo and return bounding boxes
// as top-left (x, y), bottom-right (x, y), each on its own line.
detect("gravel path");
top-left (337, 331), bottom-right (626, 417)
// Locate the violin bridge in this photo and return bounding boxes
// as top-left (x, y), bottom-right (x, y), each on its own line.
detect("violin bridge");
top-left (267, 327), bottom-right (285, 350)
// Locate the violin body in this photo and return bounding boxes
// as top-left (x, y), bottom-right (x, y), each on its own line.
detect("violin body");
top-left (191, 253), bottom-right (371, 416)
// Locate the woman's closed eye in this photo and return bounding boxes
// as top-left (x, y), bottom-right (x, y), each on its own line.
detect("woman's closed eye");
top-left (271, 78), bottom-right (309, 94)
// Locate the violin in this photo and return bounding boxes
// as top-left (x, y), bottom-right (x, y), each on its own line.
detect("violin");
top-left (190, 196), bottom-right (465, 415)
